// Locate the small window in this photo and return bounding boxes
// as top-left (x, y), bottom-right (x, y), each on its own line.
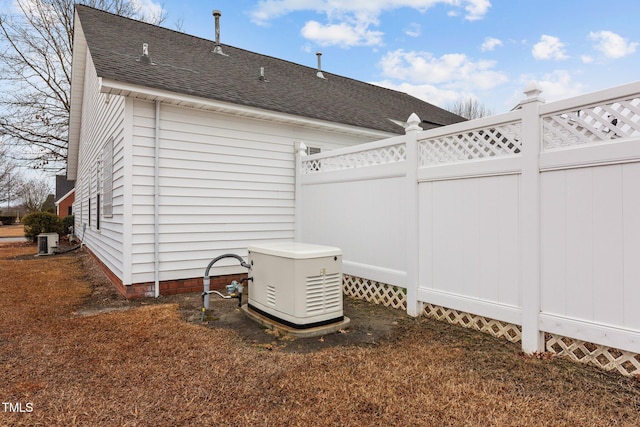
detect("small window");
top-left (306, 146), bottom-right (322, 171)
top-left (88, 174), bottom-right (92, 228)
top-left (307, 146), bottom-right (321, 155)
top-left (95, 160), bottom-right (101, 230)
top-left (102, 138), bottom-right (113, 218)
top-left (96, 193), bottom-right (100, 230)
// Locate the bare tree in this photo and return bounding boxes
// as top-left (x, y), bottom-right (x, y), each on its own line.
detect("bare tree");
top-left (447, 97), bottom-right (494, 120)
top-left (0, 142), bottom-right (23, 209)
top-left (0, 0), bottom-right (167, 172)
top-left (17, 177), bottom-right (52, 213)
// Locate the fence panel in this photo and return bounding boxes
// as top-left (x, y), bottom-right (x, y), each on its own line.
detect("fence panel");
top-left (537, 83), bottom-right (640, 353)
top-left (298, 137), bottom-right (409, 287)
top-left (417, 174), bottom-right (521, 325)
top-left (296, 80), bottom-right (640, 360)
top-left (415, 111), bottom-right (525, 325)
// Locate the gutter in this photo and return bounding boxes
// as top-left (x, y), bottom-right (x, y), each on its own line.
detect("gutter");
top-left (98, 79), bottom-right (394, 140)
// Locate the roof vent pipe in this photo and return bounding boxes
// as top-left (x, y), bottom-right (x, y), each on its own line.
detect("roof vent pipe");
top-left (316, 51), bottom-right (325, 79)
top-left (212, 10), bottom-right (224, 55)
top-left (259, 66), bottom-right (268, 82)
top-left (137, 42), bottom-right (153, 64)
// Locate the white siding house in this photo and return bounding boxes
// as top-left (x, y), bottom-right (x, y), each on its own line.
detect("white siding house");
top-left (68, 6), bottom-right (464, 297)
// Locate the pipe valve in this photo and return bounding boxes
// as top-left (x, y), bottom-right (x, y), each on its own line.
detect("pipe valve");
top-left (226, 280), bottom-right (243, 297)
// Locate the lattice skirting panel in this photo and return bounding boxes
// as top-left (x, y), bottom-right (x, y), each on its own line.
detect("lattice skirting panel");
top-left (343, 275), bottom-right (406, 310)
top-left (546, 334), bottom-right (640, 377)
top-left (342, 275), bottom-right (640, 377)
top-left (423, 303), bottom-right (522, 344)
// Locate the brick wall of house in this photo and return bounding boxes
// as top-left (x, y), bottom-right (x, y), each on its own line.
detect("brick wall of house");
top-left (84, 246), bottom-right (247, 299)
top-left (57, 192), bottom-right (75, 218)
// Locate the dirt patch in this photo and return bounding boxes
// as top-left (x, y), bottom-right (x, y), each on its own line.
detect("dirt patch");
top-left (193, 294), bottom-right (416, 353)
top-left (71, 247), bottom-right (418, 352)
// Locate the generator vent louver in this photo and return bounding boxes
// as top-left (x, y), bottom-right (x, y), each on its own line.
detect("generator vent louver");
top-left (306, 272), bottom-right (342, 314)
top-left (267, 285), bottom-right (276, 306)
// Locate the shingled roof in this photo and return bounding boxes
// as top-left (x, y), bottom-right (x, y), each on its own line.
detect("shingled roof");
top-left (74, 5), bottom-right (465, 135)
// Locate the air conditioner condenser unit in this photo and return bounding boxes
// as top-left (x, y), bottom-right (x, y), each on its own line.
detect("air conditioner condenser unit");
top-left (247, 242), bottom-right (346, 330)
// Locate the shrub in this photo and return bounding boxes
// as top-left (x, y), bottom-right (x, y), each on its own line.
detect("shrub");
top-left (22, 212), bottom-right (63, 242)
top-left (0, 216), bottom-right (15, 225)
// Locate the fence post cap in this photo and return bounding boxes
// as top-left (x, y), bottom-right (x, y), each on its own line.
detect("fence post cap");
top-left (295, 141), bottom-right (307, 156)
top-left (405, 113), bottom-right (421, 133)
top-left (523, 81), bottom-right (543, 98)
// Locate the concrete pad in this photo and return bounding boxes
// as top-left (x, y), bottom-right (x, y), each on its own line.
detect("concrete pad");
top-left (241, 304), bottom-right (350, 338)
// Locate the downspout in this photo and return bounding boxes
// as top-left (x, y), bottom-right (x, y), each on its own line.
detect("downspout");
top-left (154, 100), bottom-right (160, 298)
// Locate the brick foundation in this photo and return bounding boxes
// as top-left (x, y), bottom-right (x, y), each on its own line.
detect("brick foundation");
top-left (83, 246), bottom-right (248, 299)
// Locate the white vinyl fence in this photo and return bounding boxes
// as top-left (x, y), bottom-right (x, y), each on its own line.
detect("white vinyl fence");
top-left (296, 81), bottom-right (640, 372)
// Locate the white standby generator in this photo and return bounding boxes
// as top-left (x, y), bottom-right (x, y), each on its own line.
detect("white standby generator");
top-left (247, 242), bottom-right (344, 329)
top-left (37, 232), bottom-right (59, 255)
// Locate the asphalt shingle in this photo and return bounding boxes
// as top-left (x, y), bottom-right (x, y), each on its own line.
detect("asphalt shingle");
top-left (76, 5), bottom-right (465, 134)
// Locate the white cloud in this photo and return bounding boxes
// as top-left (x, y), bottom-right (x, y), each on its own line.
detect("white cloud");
top-left (538, 71), bottom-right (586, 101)
top-left (481, 37), bottom-right (502, 52)
top-left (130, 0), bottom-right (165, 23)
top-left (251, 1), bottom-right (492, 24)
top-left (371, 48), bottom-right (508, 109)
top-left (250, 1), bottom-right (491, 46)
top-left (463, 0), bottom-right (491, 21)
top-left (301, 20), bottom-right (383, 47)
top-left (589, 30), bottom-right (638, 59)
top-left (581, 55), bottom-right (594, 64)
top-left (405, 23), bottom-right (421, 38)
top-left (369, 80), bottom-right (464, 109)
top-left (513, 70), bottom-right (585, 105)
top-left (11, 0), bottom-right (54, 23)
top-left (378, 49), bottom-right (507, 90)
top-left (532, 35), bottom-right (568, 60)
top-left (13, 0), bottom-right (165, 24)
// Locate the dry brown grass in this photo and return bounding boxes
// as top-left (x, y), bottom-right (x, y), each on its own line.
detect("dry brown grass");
top-left (1, 243), bottom-right (639, 426)
top-left (0, 224), bottom-right (24, 238)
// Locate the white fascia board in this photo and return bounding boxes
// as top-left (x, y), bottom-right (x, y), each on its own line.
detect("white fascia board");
top-left (67, 11), bottom-right (88, 180)
top-left (55, 188), bottom-right (75, 206)
top-left (98, 78), bottom-right (394, 140)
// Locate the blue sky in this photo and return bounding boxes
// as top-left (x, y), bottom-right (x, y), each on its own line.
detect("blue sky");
top-left (139, 0), bottom-right (640, 114)
top-left (1, 0), bottom-right (638, 191)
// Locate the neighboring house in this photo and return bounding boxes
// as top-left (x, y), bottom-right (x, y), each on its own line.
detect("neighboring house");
top-left (68, 5), bottom-right (465, 298)
top-left (55, 175), bottom-right (75, 217)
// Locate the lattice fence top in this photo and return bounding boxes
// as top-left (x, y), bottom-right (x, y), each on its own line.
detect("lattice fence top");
top-left (419, 122), bottom-right (522, 166)
top-left (301, 143), bottom-right (406, 174)
top-left (543, 96), bottom-right (640, 149)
